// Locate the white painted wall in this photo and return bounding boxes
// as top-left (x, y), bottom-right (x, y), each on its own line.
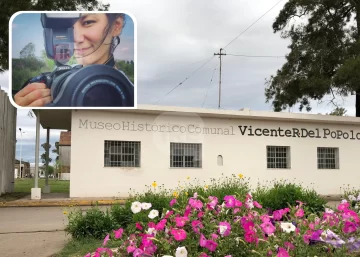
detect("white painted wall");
top-left (70, 108), bottom-right (360, 198)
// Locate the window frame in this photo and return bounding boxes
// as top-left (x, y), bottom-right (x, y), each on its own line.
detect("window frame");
top-left (170, 142), bottom-right (202, 168)
top-left (317, 147), bottom-right (339, 170)
top-left (266, 145), bottom-right (291, 169)
top-left (104, 140), bottom-right (141, 167)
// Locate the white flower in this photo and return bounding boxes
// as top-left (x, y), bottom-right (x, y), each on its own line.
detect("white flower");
top-left (175, 246), bottom-right (188, 257)
top-left (355, 205), bottom-right (359, 210)
top-left (348, 195), bottom-right (356, 201)
top-left (219, 225), bottom-right (227, 236)
top-left (341, 199), bottom-right (348, 204)
top-left (325, 208), bottom-right (334, 214)
top-left (148, 209), bottom-right (159, 219)
top-left (193, 192), bottom-right (198, 198)
top-left (246, 200), bottom-right (254, 209)
top-left (162, 256), bottom-right (174, 257)
top-left (147, 227), bottom-right (156, 235)
top-left (141, 202), bottom-right (152, 210)
top-left (357, 194), bottom-right (360, 201)
top-left (280, 222), bottom-right (296, 233)
top-left (131, 201), bottom-right (142, 214)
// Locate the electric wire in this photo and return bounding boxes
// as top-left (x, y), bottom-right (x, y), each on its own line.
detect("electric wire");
top-left (226, 53), bottom-right (286, 58)
top-left (222, 0), bottom-right (284, 49)
top-left (155, 55), bottom-right (215, 104)
top-left (202, 63), bottom-right (218, 108)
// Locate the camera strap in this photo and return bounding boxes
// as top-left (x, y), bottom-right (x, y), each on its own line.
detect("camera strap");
top-left (103, 54), bottom-right (115, 68)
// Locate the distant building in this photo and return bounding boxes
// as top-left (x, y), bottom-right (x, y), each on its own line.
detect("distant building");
top-left (59, 131), bottom-right (71, 180)
top-left (14, 159), bottom-right (31, 178)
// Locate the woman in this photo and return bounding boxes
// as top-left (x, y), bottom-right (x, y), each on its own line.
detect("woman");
top-left (14, 13), bottom-right (128, 107)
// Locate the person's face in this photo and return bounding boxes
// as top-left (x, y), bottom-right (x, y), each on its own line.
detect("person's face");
top-left (73, 14), bottom-right (122, 66)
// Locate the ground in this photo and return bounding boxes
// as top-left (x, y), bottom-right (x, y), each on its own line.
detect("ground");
top-left (0, 178), bottom-right (69, 202)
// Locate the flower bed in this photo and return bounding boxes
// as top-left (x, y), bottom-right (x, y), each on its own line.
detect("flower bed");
top-left (84, 191), bottom-right (360, 257)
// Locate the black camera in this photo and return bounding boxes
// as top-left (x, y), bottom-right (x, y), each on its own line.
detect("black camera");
top-left (19, 13), bottom-right (135, 107)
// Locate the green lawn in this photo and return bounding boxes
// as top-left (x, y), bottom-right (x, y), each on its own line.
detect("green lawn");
top-left (53, 238), bottom-right (119, 257)
top-left (14, 178), bottom-right (69, 193)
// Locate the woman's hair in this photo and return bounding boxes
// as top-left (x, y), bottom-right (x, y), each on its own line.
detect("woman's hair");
top-left (104, 13), bottom-right (126, 54)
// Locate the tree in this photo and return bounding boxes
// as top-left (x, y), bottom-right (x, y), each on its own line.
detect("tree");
top-left (327, 106), bottom-right (348, 116)
top-left (0, 0), bottom-right (110, 72)
top-left (265, 0), bottom-right (360, 117)
top-left (20, 43), bottom-right (36, 59)
top-left (52, 142), bottom-right (60, 161)
top-left (40, 143), bottom-right (52, 165)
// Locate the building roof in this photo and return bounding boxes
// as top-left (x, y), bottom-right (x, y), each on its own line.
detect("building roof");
top-left (59, 131), bottom-right (71, 146)
top-left (33, 104), bottom-right (360, 131)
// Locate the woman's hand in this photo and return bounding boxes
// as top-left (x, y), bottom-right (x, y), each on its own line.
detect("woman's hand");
top-left (14, 83), bottom-right (52, 107)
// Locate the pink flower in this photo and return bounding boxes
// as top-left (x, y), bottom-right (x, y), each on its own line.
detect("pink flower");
top-left (175, 217), bottom-right (189, 227)
top-left (198, 211), bottom-right (205, 218)
top-left (218, 221), bottom-right (231, 236)
top-left (338, 202), bottom-right (350, 211)
top-left (199, 253), bottom-right (210, 257)
top-left (244, 231), bottom-right (257, 243)
top-left (296, 200), bottom-right (304, 208)
top-left (189, 198), bottom-right (203, 209)
top-left (273, 210), bottom-right (285, 220)
top-left (224, 195), bottom-right (236, 208)
top-left (295, 208), bottom-right (304, 218)
top-left (114, 228), bottom-right (124, 239)
top-left (165, 210), bottom-right (174, 219)
top-left (260, 221), bottom-right (276, 235)
top-left (235, 199), bottom-right (242, 207)
top-left (171, 228), bottom-right (187, 241)
top-left (205, 240), bottom-right (217, 252)
top-left (277, 247), bottom-right (289, 257)
top-left (103, 234), bottom-right (110, 246)
top-left (184, 205), bottom-right (192, 217)
top-left (170, 198), bottom-right (177, 207)
top-left (284, 241), bottom-right (295, 250)
top-left (199, 234), bottom-right (207, 247)
top-left (155, 219), bottom-right (167, 231)
top-left (143, 243), bottom-right (157, 255)
top-left (96, 248), bottom-right (113, 257)
top-left (243, 220), bottom-right (255, 233)
top-left (133, 248), bottom-right (144, 257)
top-left (192, 220), bottom-right (204, 234)
top-left (260, 214), bottom-right (270, 223)
top-left (135, 222), bottom-right (143, 230)
top-left (85, 253), bottom-right (91, 257)
top-left (343, 221), bottom-right (358, 234)
top-left (233, 208), bottom-right (240, 214)
top-left (253, 201), bottom-right (262, 208)
top-left (127, 245), bottom-right (136, 253)
top-left (211, 233), bottom-right (219, 240)
top-left (207, 196), bottom-right (218, 210)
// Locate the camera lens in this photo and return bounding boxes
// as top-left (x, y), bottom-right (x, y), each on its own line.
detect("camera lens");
top-left (82, 83), bottom-right (129, 107)
top-left (49, 64), bottom-right (134, 107)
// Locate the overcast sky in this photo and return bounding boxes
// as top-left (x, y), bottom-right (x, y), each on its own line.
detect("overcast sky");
top-left (0, 0), bottom-right (356, 166)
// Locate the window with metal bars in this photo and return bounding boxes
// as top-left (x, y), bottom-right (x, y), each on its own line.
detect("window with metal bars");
top-left (170, 143), bottom-right (202, 168)
top-left (104, 141), bottom-right (140, 167)
top-left (266, 146), bottom-right (290, 169)
top-left (317, 147), bottom-right (339, 169)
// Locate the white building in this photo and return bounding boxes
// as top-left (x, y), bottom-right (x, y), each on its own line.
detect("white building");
top-left (35, 105), bottom-right (360, 198)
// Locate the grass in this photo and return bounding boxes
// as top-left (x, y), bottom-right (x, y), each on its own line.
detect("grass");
top-left (14, 178), bottom-right (69, 193)
top-left (53, 238), bottom-right (120, 257)
top-left (0, 178), bottom-right (70, 202)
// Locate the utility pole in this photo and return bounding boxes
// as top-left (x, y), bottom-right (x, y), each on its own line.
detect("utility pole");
top-left (214, 48), bottom-right (226, 109)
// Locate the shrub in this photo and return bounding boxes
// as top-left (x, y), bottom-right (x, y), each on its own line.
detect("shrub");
top-left (65, 206), bottom-right (115, 240)
top-left (110, 204), bottom-right (133, 229)
top-left (87, 192), bottom-right (360, 257)
top-left (252, 179), bottom-right (327, 215)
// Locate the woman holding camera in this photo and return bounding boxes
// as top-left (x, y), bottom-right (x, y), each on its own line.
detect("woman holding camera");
top-left (14, 13), bottom-right (126, 107)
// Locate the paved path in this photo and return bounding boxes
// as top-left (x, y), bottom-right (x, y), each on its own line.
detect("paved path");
top-left (0, 206), bottom-right (109, 257)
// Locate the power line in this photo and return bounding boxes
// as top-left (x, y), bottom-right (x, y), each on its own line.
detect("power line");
top-left (226, 53), bottom-right (286, 58)
top-left (155, 56), bottom-right (215, 104)
top-left (223, 0), bottom-right (284, 49)
top-left (202, 63), bottom-right (218, 108)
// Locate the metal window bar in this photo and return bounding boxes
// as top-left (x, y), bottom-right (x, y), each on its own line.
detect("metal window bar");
top-left (267, 146), bottom-right (289, 169)
top-left (170, 143), bottom-right (202, 168)
top-left (317, 147), bottom-right (338, 169)
top-left (104, 141), bottom-right (140, 167)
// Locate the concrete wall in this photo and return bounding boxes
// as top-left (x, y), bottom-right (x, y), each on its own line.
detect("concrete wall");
top-left (0, 89), bottom-right (17, 195)
top-left (59, 146), bottom-right (71, 167)
top-left (70, 109), bottom-right (360, 198)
